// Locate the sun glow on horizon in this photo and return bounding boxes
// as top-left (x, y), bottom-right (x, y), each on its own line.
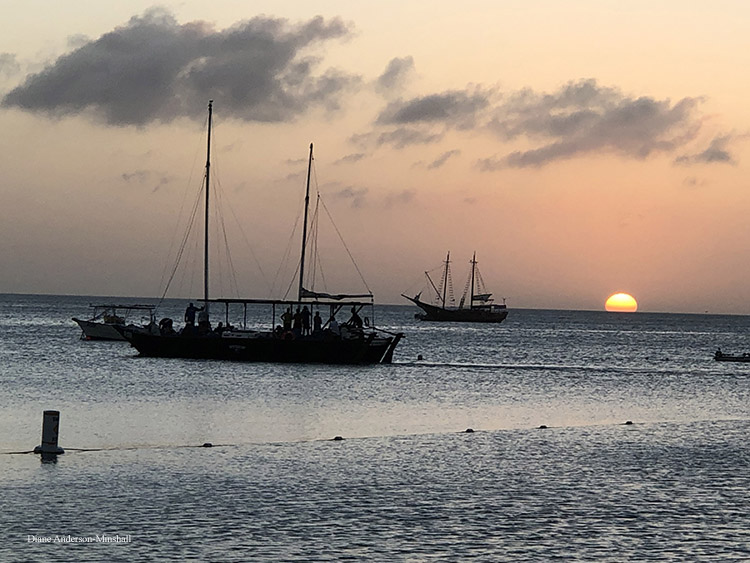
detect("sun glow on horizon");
top-left (605, 292), bottom-right (638, 312)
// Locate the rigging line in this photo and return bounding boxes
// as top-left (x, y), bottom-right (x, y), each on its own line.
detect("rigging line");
top-left (273, 182), bottom-right (306, 299)
top-left (318, 196), bottom-right (372, 294)
top-left (308, 196), bottom-right (327, 292)
top-left (181, 189), bottom-right (204, 298)
top-left (160, 177), bottom-right (204, 303)
top-left (157, 112), bottom-right (208, 298)
top-left (275, 208), bottom-right (303, 300)
top-left (216, 195), bottom-right (241, 298)
top-left (210, 176), bottom-right (228, 295)
top-left (475, 268), bottom-right (486, 295)
top-left (207, 121), bottom-right (239, 298)
top-left (305, 196), bottom-right (319, 287)
top-left (222, 192), bottom-right (271, 294)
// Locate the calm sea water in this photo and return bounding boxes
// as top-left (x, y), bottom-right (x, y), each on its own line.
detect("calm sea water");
top-left (1, 293), bottom-right (749, 561)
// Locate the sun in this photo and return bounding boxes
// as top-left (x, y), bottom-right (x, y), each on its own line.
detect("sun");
top-left (605, 292), bottom-right (638, 312)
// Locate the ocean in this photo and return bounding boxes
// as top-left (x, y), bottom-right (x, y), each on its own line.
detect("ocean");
top-left (1, 293), bottom-right (749, 561)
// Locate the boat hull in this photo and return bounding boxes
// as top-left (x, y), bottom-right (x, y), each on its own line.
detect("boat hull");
top-left (119, 328), bottom-right (402, 365)
top-left (714, 352), bottom-right (750, 362)
top-left (73, 318), bottom-right (127, 341)
top-left (405, 297), bottom-right (508, 323)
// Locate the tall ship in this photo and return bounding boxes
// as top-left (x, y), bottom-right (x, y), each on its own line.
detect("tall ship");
top-left (118, 101), bottom-right (402, 364)
top-left (402, 252), bottom-right (508, 323)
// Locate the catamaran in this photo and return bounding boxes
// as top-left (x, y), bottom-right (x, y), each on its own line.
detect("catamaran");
top-left (118, 101), bottom-right (402, 364)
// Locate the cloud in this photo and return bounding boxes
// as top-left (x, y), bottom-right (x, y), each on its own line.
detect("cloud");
top-left (364, 78), bottom-right (713, 167)
top-left (335, 152), bottom-right (366, 165)
top-left (121, 169), bottom-right (172, 192)
top-left (376, 56), bottom-right (415, 93)
top-left (674, 134), bottom-right (736, 165)
top-left (427, 149), bottom-right (460, 169)
top-left (376, 127), bottom-right (443, 149)
top-left (2, 8), bottom-right (358, 125)
top-left (682, 176), bottom-right (708, 188)
top-left (121, 170), bottom-right (151, 183)
top-left (377, 88), bottom-right (491, 129)
top-left (0, 53), bottom-right (20, 80)
top-left (483, 79), bottom-right (704, 168)
top-left (385, 189), bottom-right (416, 208)
top-left (332, 185), bottom-right (368, 207)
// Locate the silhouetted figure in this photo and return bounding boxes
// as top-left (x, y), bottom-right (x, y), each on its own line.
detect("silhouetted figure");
top-left (292, 308), bottom-right (302, 337)
top-left (281, 307), bottom-right (293, 331)
top-left (197, 308), bottom-right (210, 333)
top-left (348, 307), bottom-right (363, 328)
top-left (329, 316), bottom-right (340, 336)
top-left (313, 311), bottom-right (322, 334)
top-left (159, 317), bottom-right (175, 335)
top-left (184, 302), bottom-right (199, 325)
top-left (301, 306), bottom-right (311, 336)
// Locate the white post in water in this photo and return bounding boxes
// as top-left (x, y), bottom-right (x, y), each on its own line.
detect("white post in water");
top-left (33, 410), bottom-right (64, 455)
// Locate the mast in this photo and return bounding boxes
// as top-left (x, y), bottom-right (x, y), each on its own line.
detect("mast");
top-left (298, 142), bottom-right (313, 301)
top-left (441, 252), bottom-right (450, 308)
top-left (469, 252), bottom-right (476, 309)
top-left (204, 100), bottom-right (213, 313)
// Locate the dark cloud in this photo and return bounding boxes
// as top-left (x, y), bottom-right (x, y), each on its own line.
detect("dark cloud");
top-left (682, 176), bottom-right (708, 188)
top-left (332, 185), bottom-right (368, 207)
top-left (385, 189), bottom-right (416, 208)
top-left (121, 169), bottom-right (172, 192)
top-left (335, 152), bottom-right (366, 164)
top-left (483, 79), bottom-right (703, 168)
top-left (376, 127), bottom-right (443, 149)
top-left (377, 88), bottom-right (491, 129)
top-left (376, 56), bottom-right (414, 93)
top-left (2, 9), bottom-right (357, 125)
top-left (365, 78), bottom-right (714, 168)
top-left (674, 134), bottom-right (736, 165)
top-left (427, 149), bottom-right (460, 169)
top-left (121, 170), bottom-right (151, 183)
top-left (475, 156), bottom-right (505, 172)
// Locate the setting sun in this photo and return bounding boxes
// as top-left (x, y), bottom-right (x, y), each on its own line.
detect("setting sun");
top-left (605, 293), bottom-right (638, 312)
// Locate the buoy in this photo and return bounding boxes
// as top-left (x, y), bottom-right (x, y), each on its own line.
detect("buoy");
top-left (464, 428), bottom-right (474, 433)
top-left (33, 410), bottom-right (65, 455)
top-left (417, 354), bottom-right (423, 361)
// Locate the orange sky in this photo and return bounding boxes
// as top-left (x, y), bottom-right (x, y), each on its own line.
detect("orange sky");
top-left (1, 1), bottom-right (749, 313)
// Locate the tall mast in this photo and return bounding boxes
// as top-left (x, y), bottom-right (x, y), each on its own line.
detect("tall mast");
top-left (204, 100), bottom-right (213, 312)
top-left (298, 142), bottom-right (313, 301)
top-left (469, 252), bottom-right (477, 308)
top-left (441, 251), bottom-right (450, 308)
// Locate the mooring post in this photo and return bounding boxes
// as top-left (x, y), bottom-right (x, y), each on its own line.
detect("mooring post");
top-left (33, 410), bottom-right (65, 455)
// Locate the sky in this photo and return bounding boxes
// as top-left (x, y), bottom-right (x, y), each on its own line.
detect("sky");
top-left (1, 1), bottom-right (749, 313)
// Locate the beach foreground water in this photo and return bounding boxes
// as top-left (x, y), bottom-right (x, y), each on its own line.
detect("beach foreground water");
top-left (1, 294), bottom-right (749, 561)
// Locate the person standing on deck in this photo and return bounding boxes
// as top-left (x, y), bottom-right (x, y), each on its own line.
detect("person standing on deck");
top-left (184, 302), bottom-right (199, 325)
top-left (313, 311), bottom-right (322, 334)
top-left (292, 308), bottom-right (302, 337)
top-left (301, 306), bottom-right (311, 336)
top-left (281, 307), bottom-right (293, 331)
